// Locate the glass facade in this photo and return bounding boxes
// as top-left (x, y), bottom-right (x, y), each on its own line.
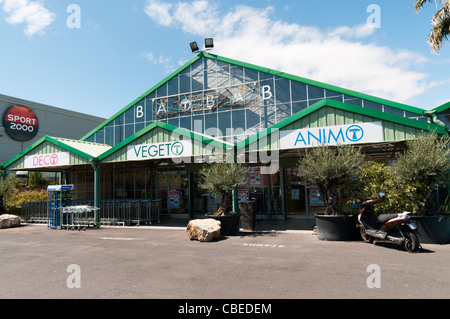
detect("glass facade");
top-left (86, 56), bottom-right (429, 146)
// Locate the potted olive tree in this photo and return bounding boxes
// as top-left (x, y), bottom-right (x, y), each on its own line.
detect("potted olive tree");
top-left (199, 162), bottom-right (248, 236)
top-left (297, 144), bottom-right (365, 241)
top-left (393, 133), bottom-right (450, 244)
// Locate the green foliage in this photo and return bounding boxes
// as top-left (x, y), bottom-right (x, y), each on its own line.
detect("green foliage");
top-left (352, 162), bottom-right (424, 215)
top-left (297, 145), bottom-right (365, 215)
top-left (393, 133), bottom-right (450, 215)
top-left (29, 172), bottom-right (49, 190)
top-left (6, 190), bottom-right (47, 215)
top-left (199, 163), bottom-right (248, 216)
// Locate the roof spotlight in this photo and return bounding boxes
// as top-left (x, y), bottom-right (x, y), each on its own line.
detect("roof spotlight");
top-left (190, 41), bottom-right (200, 53)
top-left (205, 38), bottom-right (214, 49)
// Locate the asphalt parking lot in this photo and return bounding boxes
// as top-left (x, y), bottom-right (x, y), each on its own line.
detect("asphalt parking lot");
top-left (0, 224), bottom-right (449, 301)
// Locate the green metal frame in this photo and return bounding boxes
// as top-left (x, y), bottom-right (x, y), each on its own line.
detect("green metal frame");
top-left (97, 121), bottom-right (233, 162)
top-left (80, 52), bottom-right (430, 143)
top-left (2, 136), bottom-right (109, 171)
top-left (236, 99), bottom-right (448, 151)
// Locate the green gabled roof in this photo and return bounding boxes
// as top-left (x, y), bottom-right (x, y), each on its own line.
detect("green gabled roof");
top-left (430, 101), bottom-right (450, 114)
top-left (236, 99), bottom-right (448, 150)
top-left (97, 121), bottom-right (233, 162)
top-left (2, 136), bottom-right (112, 170)
top-left (81, 52), bottom-right (427, 142)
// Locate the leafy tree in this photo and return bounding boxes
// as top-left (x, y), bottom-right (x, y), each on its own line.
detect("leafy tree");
top-left (297, 145), bottom-right (365, 215)
top-left (393, 133), bottom-right (450, 215)
top-left (29, 171), bottom-right (49, 190)
top-left (0, 174), bottom-right (16, 213)
top-left (354, 161), bottom-right (423, 215)
top-left (415, 0), bottom-right (450, 52)
top-left (199, 163), bottom-right (247, 216)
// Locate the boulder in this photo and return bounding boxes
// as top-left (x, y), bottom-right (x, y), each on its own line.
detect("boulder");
top-left (187, 219), bottom-right (221, 242)
top-left (0, 214), bottom-right (21, 229)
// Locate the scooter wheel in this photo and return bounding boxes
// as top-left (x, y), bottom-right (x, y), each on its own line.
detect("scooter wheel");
top-left (360, 227), bottom-right (373, 243)
top-left (404, 232), bottom-right (420, 252)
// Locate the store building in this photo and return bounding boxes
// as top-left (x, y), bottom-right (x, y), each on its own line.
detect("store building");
top-left (2, 52), bottom-right (448, 224)
top-left (1, 94), bottom-right (105, 166)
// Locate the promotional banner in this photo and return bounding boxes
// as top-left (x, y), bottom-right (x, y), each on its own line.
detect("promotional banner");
top-left (280, 122), bottom-right (383, 149)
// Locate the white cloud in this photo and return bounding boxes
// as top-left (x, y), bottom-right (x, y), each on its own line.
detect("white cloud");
top-left (0, 0), bottom-right (56, 36)
top-left (144, 52), bottom-right (172, 65)
top-left (143, 1), bottom-right (442, 105)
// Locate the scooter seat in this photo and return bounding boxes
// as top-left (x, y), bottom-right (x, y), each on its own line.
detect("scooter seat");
top-left (377, 214), bottom-right (398, 223)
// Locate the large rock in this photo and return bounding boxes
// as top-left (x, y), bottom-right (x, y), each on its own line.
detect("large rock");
top-left (187, 219), bottom-right (221, 242)
top-left (0, 214), bottom-right (21, 229)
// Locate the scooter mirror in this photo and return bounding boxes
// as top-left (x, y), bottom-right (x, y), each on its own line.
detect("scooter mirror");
top-left (379, 192), bottom-right (385, 197)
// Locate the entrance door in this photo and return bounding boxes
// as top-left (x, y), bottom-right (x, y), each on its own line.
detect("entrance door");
top-left (156, 163), bottom-right (189, 218)
top-left (285, 168), bottom-right (308, 218)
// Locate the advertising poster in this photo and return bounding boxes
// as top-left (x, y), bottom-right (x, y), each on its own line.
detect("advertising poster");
top-left (169, 190), bottom-right (180, 209)
top-left (250, 167), bottom-right (261, 186)
top-left (238, 189), bottom-right (248, 202)
top-left (309, 188), bottom-right (325, 206)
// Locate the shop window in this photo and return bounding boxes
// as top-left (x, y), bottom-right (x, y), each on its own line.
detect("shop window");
top-left (292, 101), bottom-right (308, 114)
top-left (364, 100), bottom-right (383, 112)
top-left (125, 107), bottom-right (134, 125)
top-left (343, 95), bottom-right (363, 107)
top-left (156, 82), bottom-right (168, 98)
top-left (180, 73), bottom-right (191, 94)
top-left (218, 111), bottom-right (231, 137)
top-left (205, 113), bottom-right (218, 136)
top-left (232, 109), bottom-right (246, 132)
top-left (291, 81), bottom-right (307, 102)
top-left (325, 89), bottom-right (343, 102)
top-left (125, 124), bottom-right (134, 139)
top-left (168, 76), bottom-right (179, 96)
top-left (105, 126), bottom-right (114, 146)
top-left (383, 105), bottom-right (405, 117)
top-left (180, 116), bottom-right (191, 131)
top-left (276, 103), bottom-right (291, 122)
top-left (244, 67), bottom-right (259, 83)
top-left (115, 126), bottom-right (123, 145)
top-left (275, 78), bottom-right (291, 105)
top-left (95, 128), bottom-right (104, 144)
top-left (230, 65), bottom-right (244, 86)
top-left (308, 85), bottom-right (325, 101)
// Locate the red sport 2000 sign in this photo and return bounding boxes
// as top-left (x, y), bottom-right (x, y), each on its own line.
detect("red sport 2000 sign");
top-left (3, 105), bottom-right (39, 141)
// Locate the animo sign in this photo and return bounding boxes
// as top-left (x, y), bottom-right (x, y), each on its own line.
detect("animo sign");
top-left (24, 152), bottom-right (70, 169)
top-left (3, 105), bottom-right (39, 141)
top-left (280, 122), bottom-right (384, 149)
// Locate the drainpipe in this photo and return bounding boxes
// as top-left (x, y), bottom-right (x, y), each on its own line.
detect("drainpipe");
top-left (89, 158), bottom-right (100, 227)
top-left (423, 110), bottom-right (447, 129)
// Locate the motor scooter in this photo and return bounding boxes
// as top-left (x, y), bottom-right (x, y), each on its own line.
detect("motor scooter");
top-left (358, 193), bottom-right (421, 252)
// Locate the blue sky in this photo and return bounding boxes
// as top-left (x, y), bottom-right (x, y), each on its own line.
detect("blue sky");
top-left (0, 0), bottom-right (449, 119)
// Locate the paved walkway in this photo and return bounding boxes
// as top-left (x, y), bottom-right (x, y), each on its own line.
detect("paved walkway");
top-left (130, 218), bottom-right (316, 232)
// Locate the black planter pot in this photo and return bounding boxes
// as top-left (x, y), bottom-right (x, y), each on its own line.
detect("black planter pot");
top-left (239, 200), bottom-right (257, 231)
top-left (205, 213), bottom-right (241, 236)
top-left (315, 214), bottom-right (359, 241)
top-left (410, 216), bottom-right (450, 245)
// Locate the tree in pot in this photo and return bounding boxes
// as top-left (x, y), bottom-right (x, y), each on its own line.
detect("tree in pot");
top-left (296, 144), bottom-right (365, 240)
top-left (198, 162), bottom-right (248, 235)
top-left (393, 133), bottom-right (450, 216)
top-left (393, 133), bottom-right (450, 244)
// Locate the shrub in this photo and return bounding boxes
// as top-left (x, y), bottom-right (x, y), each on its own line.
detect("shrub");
top-left (297, 145), bottom-right (365, 215)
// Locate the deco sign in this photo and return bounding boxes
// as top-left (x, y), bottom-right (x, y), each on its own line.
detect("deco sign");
top-left (3, 105), bottom-right (39, 141)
